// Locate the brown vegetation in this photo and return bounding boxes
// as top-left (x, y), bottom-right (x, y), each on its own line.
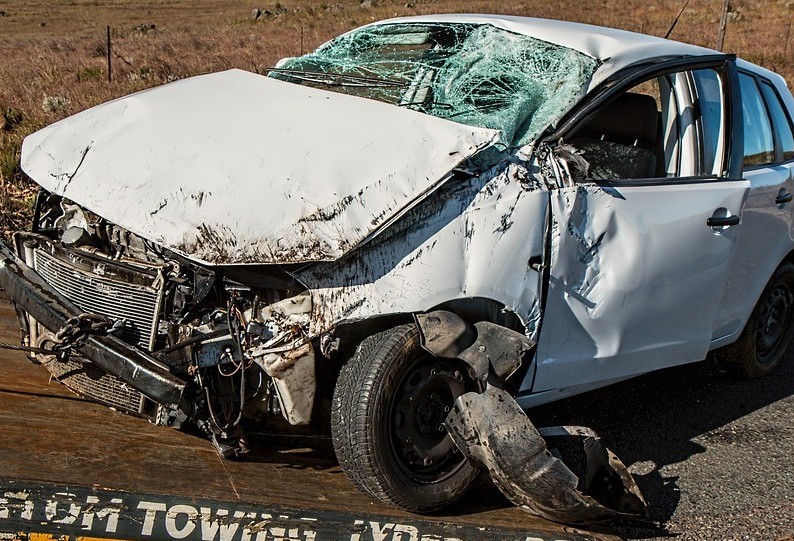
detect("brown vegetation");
top-left (1, 0), bottom-right (793, 235)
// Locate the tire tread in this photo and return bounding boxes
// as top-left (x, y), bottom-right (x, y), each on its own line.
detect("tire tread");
top-left (330, 324), bottom-right (477, 512)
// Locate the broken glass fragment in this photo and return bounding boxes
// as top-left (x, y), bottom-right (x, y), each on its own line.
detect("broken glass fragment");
top-left (272, 23), bottom-right (597, 147)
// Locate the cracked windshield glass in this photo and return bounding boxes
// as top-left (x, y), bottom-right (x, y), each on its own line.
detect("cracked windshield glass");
top-left (271, 23), bottom-right (598, 147)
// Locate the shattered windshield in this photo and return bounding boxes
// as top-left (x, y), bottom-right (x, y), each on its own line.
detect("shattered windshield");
top-left (271, 23), bottom-right (598, 147)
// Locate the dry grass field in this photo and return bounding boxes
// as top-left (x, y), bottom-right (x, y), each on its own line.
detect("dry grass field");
top-left (1, 0), bottom-right (793, 234)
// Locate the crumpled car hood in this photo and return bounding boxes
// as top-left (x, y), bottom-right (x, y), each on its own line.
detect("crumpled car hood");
top-left (21, 69), bottom-right (499, 265)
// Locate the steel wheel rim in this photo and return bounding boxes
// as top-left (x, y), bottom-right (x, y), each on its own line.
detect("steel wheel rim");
top-left (756, 284), bottom-right (794, 364)
top-left (389, 354), bottom-right (467, 483)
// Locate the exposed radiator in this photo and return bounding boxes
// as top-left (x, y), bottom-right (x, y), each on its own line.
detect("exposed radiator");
top-left (33, 248), bottom-right (162, 349)
top-left (30, 245), bottom-right (164, 416)
top-left (43, 355), bottom-right (148, 415)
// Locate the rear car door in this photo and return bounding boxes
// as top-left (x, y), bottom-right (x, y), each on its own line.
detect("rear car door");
top-left (530, 60), bottom-right (751, 393)
top-left (711, 71), bottom-right (794, 344)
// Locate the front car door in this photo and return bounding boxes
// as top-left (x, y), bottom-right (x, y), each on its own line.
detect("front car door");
top-left (520, 58), bottom-right (751, 402)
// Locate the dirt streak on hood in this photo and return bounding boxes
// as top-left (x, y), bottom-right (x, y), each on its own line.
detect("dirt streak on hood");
top-left (21, 69), bottom-right (499, 265)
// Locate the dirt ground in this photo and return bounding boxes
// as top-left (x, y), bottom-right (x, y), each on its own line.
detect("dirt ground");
top-left (2, 0), bottom-right (794, 233)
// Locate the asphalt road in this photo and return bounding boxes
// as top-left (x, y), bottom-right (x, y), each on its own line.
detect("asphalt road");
top-left (528, 351), bottom-right (794, 540)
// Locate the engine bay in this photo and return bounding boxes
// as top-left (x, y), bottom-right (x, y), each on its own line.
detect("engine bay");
top-left (19, 189), bottom-right (324, 457)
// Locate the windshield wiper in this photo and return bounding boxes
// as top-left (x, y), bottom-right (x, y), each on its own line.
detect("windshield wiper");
top-left (397, 100), bottom-right (453, 110)
top-left (267, 68), bottom-right (410, 88)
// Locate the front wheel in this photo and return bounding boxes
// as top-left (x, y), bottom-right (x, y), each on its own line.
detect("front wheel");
top-left (720, 262), bottom-right (794, 378)
top-left (331, 324), bottom-right (479, 513)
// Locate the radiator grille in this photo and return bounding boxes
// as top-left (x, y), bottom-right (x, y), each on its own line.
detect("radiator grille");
top-left (31, 247), bottom-right (163, 416)
top-left (33, 249), bottom-right (161, 349)
top-left (43, 355), bottom-right (146, 415)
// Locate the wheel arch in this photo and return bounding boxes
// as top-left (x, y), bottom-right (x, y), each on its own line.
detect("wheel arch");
top-left (713, 249), bottom-right (794, 350)
top-left (326, 296), bottom-right (526, 359)
top-left (323, 296), bottom-right (534, 394)
top-left (715, 258), bottom-right (794, 377)
top-left (738, 249), bottom-right (794, 335)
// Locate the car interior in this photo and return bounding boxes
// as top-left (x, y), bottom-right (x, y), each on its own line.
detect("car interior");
top-left (569, 92), bottom-right (664, 180)
top-left (569, 68), bottom-right (726, 182)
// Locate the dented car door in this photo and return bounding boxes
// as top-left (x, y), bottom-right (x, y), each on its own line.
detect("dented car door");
top-left (531, 60), bottom-right (751, 394)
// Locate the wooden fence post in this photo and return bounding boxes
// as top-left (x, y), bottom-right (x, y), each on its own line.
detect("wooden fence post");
top-left (107, 25), bottom-right (112, 83)
top-left (717, 0), bottom-right (729, 51)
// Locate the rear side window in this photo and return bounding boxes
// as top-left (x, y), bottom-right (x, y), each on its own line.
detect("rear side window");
top-left (739, 73), bottom-right (775, 167)
top-left (760, 82), bottom-right (794, 162)
top-left (693, 69), bottom-right (724, 175)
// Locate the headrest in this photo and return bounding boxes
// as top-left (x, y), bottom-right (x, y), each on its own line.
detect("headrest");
top-left (579, 92), bottom-right (659, 144)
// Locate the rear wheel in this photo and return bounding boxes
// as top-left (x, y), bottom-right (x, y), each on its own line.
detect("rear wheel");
top-left (720, 263), bottom-right (794, 378)
top-left (331, 324), bottom-right (479, 513)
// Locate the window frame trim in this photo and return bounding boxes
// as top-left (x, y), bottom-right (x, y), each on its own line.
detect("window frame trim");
top-left (546, 56), bottom-right (738, 187)
top-left (690, 68), bottom-right (728, 176)
top-left (737, 70), bottom-right (780, 168)
top-left (756, 76), bottom-right (794, 166)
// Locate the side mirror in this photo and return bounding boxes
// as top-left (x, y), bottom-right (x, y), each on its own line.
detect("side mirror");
top-left (274, 57), bottom-right (296, 68)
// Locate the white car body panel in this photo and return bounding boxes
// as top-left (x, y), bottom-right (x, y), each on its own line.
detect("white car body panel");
top-left (710, 61), bottom-right (794, 348)
top-left (532, 181), bottom-right (749, 392)
top-left (296, 161), bottom-right (548, 341)
top-left (21, 69), bottom-right (499, 265)
top-left (711, 166), bottom-right (794, 345)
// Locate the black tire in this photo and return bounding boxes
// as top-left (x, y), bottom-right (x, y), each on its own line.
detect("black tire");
top-left (720, 262), bottom-right (794, 378)
top-left (331, 324), bottom-right (479, 513)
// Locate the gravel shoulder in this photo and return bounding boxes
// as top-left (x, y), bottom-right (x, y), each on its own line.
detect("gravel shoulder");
top-left (529, 351), bottom-right (794, 540)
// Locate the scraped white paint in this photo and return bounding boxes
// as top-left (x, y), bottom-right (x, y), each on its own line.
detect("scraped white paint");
top-left (21, 69), bottom-right (498, 265)
top-left (297, 160), bottom-right (548, 343)
top-left (531, 181), bottom-right (748, 393)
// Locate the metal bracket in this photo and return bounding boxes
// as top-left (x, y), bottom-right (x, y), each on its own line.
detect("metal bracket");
top-left (414, 310), bottom-right (534, 382)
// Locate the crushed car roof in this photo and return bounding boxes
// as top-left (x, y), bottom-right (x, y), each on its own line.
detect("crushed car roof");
top-left (368, 14), bottom-right (721, 89)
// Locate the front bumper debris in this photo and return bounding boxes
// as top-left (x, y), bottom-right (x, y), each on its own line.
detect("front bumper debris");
top-left (0, 241), bottom-right (185, 408)
top-left (445, 385), bottom-right (648, 524)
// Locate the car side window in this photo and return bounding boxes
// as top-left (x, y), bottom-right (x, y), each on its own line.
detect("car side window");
top-left (759, 81), bottom-right (794, 162)
top-left (569, 79), bottom-right (666, 180)
top-left (570, 67), bottom-right (726, 181)
top-left (739, 73), bottom-right (776, 167)
top-left (693, 69), bottom-right (725, 176)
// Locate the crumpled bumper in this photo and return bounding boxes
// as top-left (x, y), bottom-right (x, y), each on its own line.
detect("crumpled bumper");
top-left (445, 385), bottom-right (649, 524)
top-left (415, 309), bottom-right (649, 524)
top-left (0, 241), bottom-right (185, 408)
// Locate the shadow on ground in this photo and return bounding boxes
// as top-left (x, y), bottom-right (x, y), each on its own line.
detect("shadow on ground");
top-left (526, 349), bottom-right (794, 538)
top-left (245, 351), bottom-right (794, 538)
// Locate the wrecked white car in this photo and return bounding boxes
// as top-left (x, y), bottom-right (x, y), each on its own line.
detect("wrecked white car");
top-left (3, 14), bottom-right (794, 524)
